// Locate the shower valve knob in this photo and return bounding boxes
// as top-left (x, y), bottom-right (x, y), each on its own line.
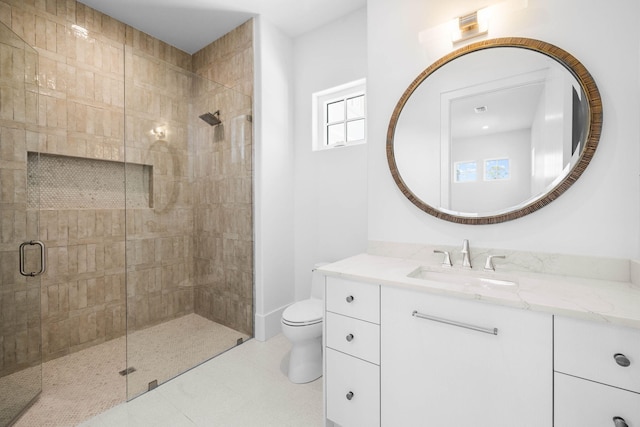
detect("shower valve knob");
top-left (346, 295), bottom-right (354, 303)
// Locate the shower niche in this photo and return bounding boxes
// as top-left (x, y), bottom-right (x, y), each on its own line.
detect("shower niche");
top-left (27, 153), bottom-right (153, 210)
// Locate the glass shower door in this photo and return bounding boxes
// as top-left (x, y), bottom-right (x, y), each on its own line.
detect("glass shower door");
top-left (123, 46), bottom-right (253, 400)
top-left (0, 22), bottom-right (42, 426)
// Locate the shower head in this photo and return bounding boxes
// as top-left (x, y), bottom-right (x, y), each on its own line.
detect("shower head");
top-left (199, 111), bottom-right (221, 126)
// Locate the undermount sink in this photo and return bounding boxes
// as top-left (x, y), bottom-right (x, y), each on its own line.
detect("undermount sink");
top-left (408, 267), bottom-right (518, 287)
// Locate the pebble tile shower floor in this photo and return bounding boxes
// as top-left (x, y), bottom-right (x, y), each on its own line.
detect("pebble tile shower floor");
top-left (12, 314), bottom-right (249, 427)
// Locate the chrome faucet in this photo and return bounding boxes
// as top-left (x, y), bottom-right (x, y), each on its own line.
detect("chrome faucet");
top-left (433, 250), bottom-right (452, 268)
top-left (484, 255), bottom-right (505, 271)
top-left (461, 239), bottom-right (472, 269)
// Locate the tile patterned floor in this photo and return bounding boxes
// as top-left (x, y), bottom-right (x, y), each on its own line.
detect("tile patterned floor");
top-left (0, 365), bottom-right (41, 426)
top-left (80, 334), bottom-right (324, 427)
top-left (12, 337), bottom-right (126, 427)
top-left (9, 314), bottom-right (261, 427)
top-left (126, 314), bottom-right (249, 399)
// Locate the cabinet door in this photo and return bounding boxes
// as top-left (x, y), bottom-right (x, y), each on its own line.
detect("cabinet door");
top-left (326, 312), bottom-right (380, 364)
top-left (380, 286), bottom-right (552, 427)
top-left (326, 348), bottom-right (380, 427)
top-left (326, 277), bottom-right (380, 323)
top-left (555, 316), bottom-right (640, 393)
top-left (555, 372), bottom-right (640, 427)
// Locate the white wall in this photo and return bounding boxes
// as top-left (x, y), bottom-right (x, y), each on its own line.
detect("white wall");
top-left (254, 9), bottom-right (368, 339)
top-left (530, 66), bottom-right (573, 196)
top-left (367, 0), bottom-right (640, 259)
top-left (292, 8), bottom-right (368, 300)
top-left (253, 17), bottom-right (295, 340)
top-left (451, 128), bottom-right (530, 213)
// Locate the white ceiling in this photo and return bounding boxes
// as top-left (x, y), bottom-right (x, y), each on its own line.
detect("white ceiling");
top-left (77, 0), bottom-right (366, 54)
top-left (451, 83), bottom-right (545, 139)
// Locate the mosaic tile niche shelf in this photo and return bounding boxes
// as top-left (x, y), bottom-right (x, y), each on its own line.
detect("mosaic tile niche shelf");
top-left (27, 153), bottom-right (152, 209)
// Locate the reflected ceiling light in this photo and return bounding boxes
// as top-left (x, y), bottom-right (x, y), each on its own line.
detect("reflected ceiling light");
top-left (151, 127), bottom-right (166, 139)
top-left (451, 10), bottom-right (489, 44)
top-left (71, 24), bottom-right (89, 40)
top-left (482, 125), bottom-right (490, 130)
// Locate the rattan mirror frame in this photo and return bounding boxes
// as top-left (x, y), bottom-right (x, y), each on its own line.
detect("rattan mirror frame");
top-left (386, 37), bottom-right (602, 225)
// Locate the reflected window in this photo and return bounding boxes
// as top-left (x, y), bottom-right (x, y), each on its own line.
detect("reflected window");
top-left (484, 158), bottom-right (510, 181)
top-left (312, 79), bottom-right (366, 150)
top-left (454, 161), bottom-right (477, 183)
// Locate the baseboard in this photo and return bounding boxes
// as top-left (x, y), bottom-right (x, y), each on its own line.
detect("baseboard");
top-left (254, 305), bottom-right (287, 341)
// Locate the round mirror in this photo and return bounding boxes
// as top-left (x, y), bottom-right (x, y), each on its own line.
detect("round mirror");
top-left (387, 38), bottom-right (602, 224)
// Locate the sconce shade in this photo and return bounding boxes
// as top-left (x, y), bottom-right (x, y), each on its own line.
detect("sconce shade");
top-left (459, 11), bottom-right (479, 31)
top-left (452, 10), bottom-right (488, 44)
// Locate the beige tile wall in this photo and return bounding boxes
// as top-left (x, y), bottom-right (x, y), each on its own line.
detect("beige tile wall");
top-left (0, 13), bottom-right (42, 377)
top-left (193, 20), bottom-right (253, 97)
top-left (192, 20), bottom-right (254, 335)
top-left (123, 47), bottom-right (196, 333)
top-left (0, 0), bottom-right (133, 364)
top-left (0, 0), bottom-right (254, 372)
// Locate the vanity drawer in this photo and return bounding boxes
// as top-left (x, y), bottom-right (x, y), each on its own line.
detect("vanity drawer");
top-left (326, 348), bottom-right (380, 427)
top-left (326, 312), bottom-right (380, 364)
top-left (555, 316), bottom-right (640, 393)
top-left (326, 277), bottom-right (379, 323)
top-left (554, 372), bottom-right (640, 427)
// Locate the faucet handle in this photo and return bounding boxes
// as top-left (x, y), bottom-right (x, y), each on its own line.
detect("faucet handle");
top-left (484, 255), bottom-right (506, 271)
top-left (434, 250), bottom-right (452, 268)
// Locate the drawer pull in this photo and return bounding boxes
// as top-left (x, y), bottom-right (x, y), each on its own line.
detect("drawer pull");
top-left (346, 333), bottom-right (354, 342)
top-left (412, 310), bottom-right (498, 335)
top-left (614, 353), bottom-right (631, 367)
top-left (346, 295), bottom-right (354, 303)
top-left (613, 416), bottom-right (628, 427)
top-left (346, 391), bottom-right (354, 400)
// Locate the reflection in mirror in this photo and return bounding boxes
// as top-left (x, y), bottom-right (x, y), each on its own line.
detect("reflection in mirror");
top-left (388, 38), bottom-right (601, 224)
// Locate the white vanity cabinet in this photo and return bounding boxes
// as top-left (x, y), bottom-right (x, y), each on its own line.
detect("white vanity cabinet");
top-left (325, 277), bottom-right (380, 427)
top-left (379, 286), bottom-right (553, 427)
top-left (554, 316), bottom-right (640, 427)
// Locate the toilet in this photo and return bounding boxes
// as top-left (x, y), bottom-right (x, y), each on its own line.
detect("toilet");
top-left (281, 263), bottom-right (327, 383)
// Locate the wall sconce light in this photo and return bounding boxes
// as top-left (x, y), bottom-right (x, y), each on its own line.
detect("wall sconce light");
top-left (451, 10), bottom-right (489, 44)
top-left (419, 1), bottom-right (528, 49)
top-left (151, 127), bottom-right (166, 139)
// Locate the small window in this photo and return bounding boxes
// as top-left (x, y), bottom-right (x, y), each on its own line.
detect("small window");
top-left (312, 79), bottom-right (366, 150)
top-left (454, 161), bottom-right (477, 183)
top-left (484, 158), bottom-right (510, 181)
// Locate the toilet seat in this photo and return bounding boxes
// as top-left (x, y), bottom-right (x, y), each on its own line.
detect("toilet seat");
top-left (282, 299), bottom-right (323, 326)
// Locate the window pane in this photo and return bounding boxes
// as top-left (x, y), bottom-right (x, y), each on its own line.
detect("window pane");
top-left (346, 119), bottom-right (365, 141)
top-left (346, 95), bottom-right (365, 119)
top-left (327, 123), bottom-right (345, 145)
top-left (485, 158), bottom-right (510, 180)
top-left (327, 100), bottom-right (344, 123)
top-left (455, 161), bottom-right (477, 183)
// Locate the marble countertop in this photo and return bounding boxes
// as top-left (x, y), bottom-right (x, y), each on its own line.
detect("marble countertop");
top-left (318, 253), bottom-right (640, 330)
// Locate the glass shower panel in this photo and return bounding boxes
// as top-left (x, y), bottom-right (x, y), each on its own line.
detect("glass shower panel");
top-left (0, 22), bottom-right (42, 427)
top-left (123, 46), bottom-right (253, 400)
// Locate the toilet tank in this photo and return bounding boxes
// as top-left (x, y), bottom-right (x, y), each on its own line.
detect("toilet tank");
top-left (310, 262), bottom-right (329, 300)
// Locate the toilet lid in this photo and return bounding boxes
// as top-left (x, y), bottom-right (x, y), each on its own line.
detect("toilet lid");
top-left (282, 299), bottom-right (323, 325)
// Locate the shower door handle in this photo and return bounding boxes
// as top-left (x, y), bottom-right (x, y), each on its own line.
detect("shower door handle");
top-left (19, 240), bottom-right (46, 277)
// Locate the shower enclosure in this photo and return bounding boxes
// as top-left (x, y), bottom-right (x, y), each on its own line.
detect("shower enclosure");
top-left (0, 18), bottom-right (253, 425)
